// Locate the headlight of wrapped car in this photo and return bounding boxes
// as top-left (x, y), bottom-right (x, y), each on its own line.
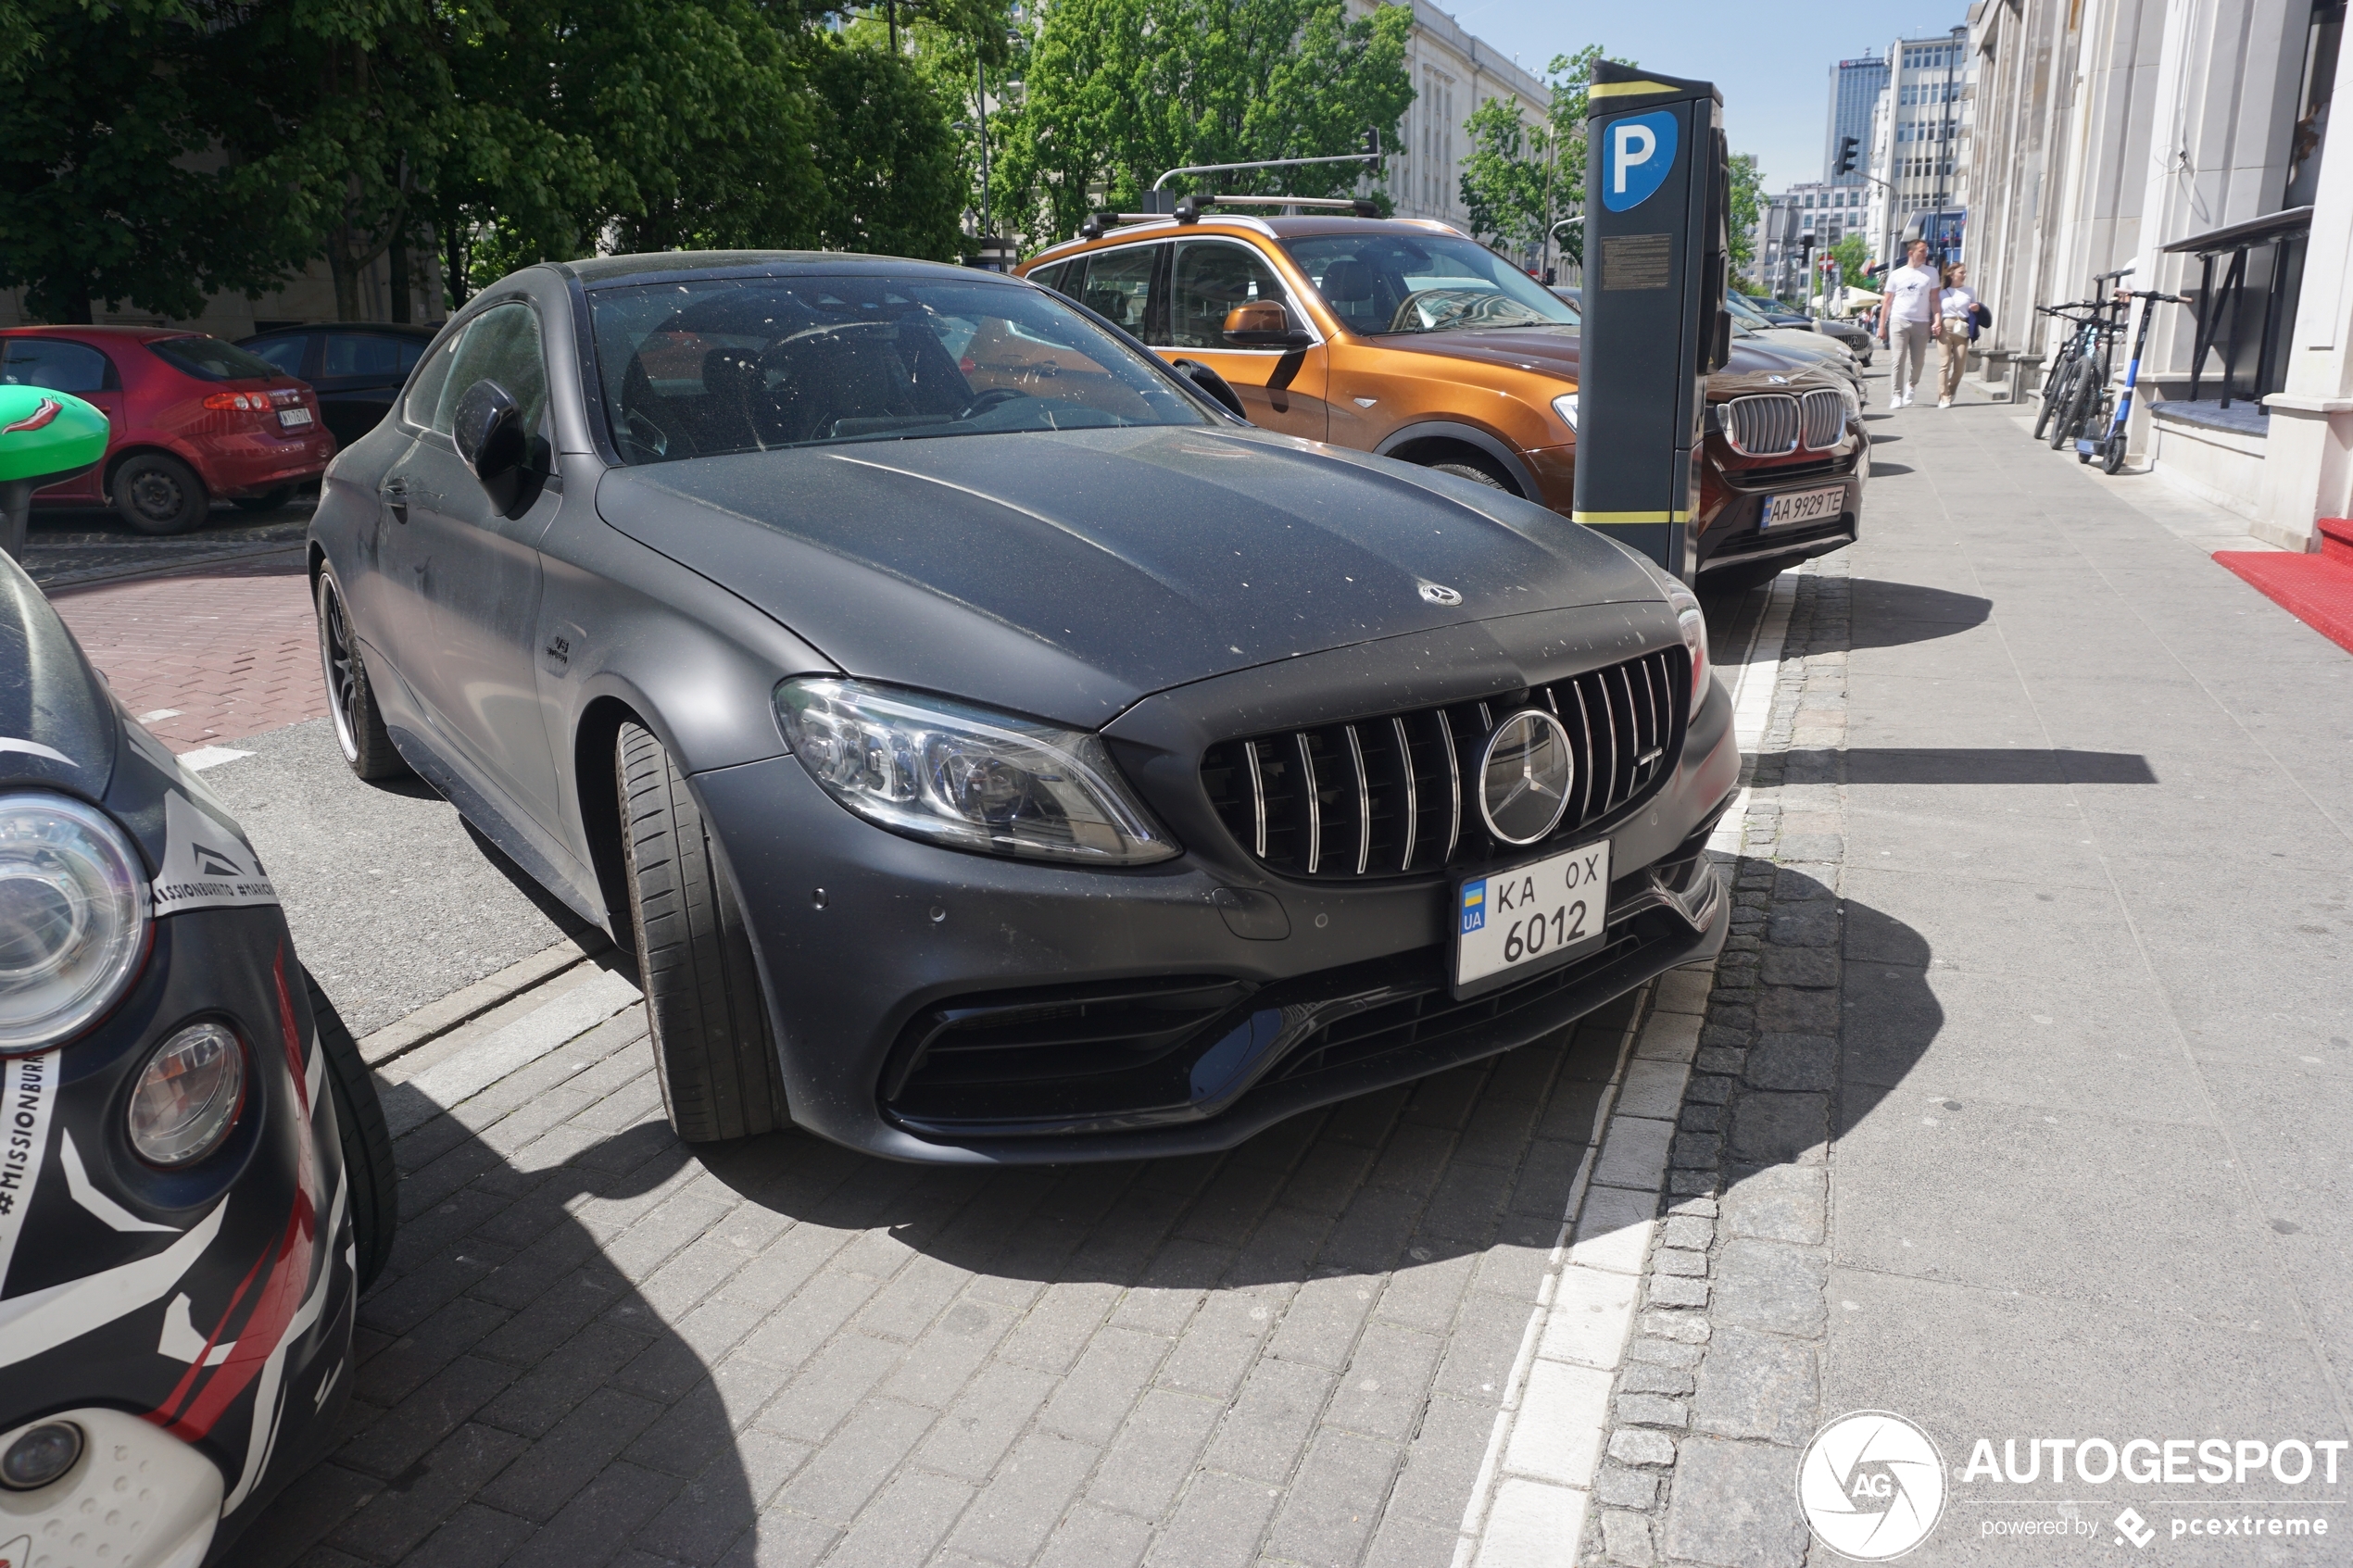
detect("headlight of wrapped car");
top-left (1628, 560), bottom-right (1712, 721)
top-left (774, 678), bottom-right (1178, 865)
top-left (0, 792), bottom-right (150, 1053)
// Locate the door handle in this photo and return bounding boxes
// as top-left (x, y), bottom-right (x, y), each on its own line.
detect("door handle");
top-left (382, 476), bottom-right (409, 522)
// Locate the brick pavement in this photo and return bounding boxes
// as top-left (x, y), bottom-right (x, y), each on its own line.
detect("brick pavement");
top-left (48, 557), bottom-right (328, 753)
top-left (225, 962), bottom-right (1652, 1568)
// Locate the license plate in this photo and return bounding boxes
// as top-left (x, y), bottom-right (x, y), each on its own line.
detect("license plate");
top-left (277, 406), bottom-right (314, 428)
top-left (1763, 484), bottom-right (1842, 528)
top-left (1455, 839), bottom-right (1612, 994)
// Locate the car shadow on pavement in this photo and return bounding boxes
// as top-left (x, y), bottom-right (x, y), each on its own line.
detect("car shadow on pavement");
top-left (1784, 747), bottom-right (2157, 785)
top-left (225, 989), bottom-right (756, 1568)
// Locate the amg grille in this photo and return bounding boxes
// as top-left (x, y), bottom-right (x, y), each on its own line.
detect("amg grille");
top-left (1722, 389), bottom-right (1849, 457)
top-left (1198, 647), bottom-right (1687, 881)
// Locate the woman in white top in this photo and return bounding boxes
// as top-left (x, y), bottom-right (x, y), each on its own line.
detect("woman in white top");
top-left (1935, 263), bottom-right (1981, 408)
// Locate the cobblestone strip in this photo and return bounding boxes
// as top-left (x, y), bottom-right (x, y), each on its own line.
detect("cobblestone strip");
top-left (1577, 559), bottom-right (1851, 1568)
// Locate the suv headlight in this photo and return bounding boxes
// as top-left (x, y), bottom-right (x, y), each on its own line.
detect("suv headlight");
top-left (774, 678), bottom-right (1178, 866)
top-left (0, 793), bottom-right (150, 1053)
top-left (1552, 392), bottom-right (1578, 433)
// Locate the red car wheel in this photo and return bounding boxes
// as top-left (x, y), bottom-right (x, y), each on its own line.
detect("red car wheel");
top-left (111, 451), bottom-right (208, 535)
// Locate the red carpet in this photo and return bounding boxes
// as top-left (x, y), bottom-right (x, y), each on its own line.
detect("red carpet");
top-left (2215, 517), bottom-right (2353, 655)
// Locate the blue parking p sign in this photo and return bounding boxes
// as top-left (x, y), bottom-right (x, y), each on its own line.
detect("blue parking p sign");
top-left (1602, 108), bottom-right (1679, 211)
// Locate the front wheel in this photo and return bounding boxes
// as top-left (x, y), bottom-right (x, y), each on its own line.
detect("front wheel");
top-left (2101, 433), bottom-right (2128, 474)
top-left (2047, 365), bottom-right (2095, 450)
top-left (308, 970), bottom-right (397, 1292)
top-left (316, 570), bottom-right (409, 781)
top-left (1426, 458), bottom-right (1511, 492)
top-left (618, 721), bottom-right (786, 1143)
top-left (2033, 359), bottom-right (2076, 442)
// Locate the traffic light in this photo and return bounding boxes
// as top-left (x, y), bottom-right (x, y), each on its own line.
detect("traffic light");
top-left (1836, 136), bottom-right (1860, 177)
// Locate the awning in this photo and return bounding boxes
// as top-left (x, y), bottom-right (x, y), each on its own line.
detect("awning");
top-left (2161, 206), bottom-right (2314, 255)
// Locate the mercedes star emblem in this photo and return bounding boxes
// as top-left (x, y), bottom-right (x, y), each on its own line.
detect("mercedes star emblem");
top-left (1478, 709), bottom-right (1575, 846)
top-left (1419, 583), bottom-right (1464, 607)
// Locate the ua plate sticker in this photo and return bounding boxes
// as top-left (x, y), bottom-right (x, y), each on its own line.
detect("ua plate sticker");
top-left (1457, 840), bottom-right (1612, 988)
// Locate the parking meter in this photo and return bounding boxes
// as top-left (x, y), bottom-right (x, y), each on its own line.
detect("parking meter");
top-left (1571, 60), bottom-right (1730, 582)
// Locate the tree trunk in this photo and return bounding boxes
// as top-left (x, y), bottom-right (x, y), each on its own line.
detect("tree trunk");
top-left (389, 235), bottom-right (411, 323)
top-left (444, 215), bottom-right (469, 313)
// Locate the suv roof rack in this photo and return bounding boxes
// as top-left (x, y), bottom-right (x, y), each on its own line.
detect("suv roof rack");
top-left (1074, 195), bottom-right (1381, 241)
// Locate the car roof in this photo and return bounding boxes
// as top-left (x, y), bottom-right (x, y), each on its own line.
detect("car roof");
top-left (1026, 213), bottom-right (1470, 266)
top-left (552, 250), bottom-right (1005, 291)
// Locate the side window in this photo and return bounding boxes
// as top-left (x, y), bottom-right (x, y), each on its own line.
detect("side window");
top-left (1075, 245), bottom-right (1157, 340)
top-left (404, 336), bottom-right (459, 429)
top-left (1, 339), bottom-right (113, 395)
top-left (1027, 260), bottom-right (1073, 298)
top-left (1169, 241), bottom-right (1295, 350)
top-left (433, 303), bottom-right (548, 438)
top-left (245, 336), bottom-right (310, 376)
top-left (322, 332), bottom-right (404, 378)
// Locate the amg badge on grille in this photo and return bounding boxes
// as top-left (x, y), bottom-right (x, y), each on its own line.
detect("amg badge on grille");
top-left (1478, 709), bottom-right (1575, 845)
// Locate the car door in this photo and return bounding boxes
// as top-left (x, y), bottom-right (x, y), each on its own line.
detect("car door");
top-left (373, 300), bottom-right (563, 827)
top-left (316, 331), bottom-right (422, 446)
top-left (0, 338), bottom-right (121, 501)
top-left (1157, 238), bottom-right (1330, 441)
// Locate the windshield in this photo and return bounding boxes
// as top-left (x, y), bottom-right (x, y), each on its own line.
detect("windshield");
top-left (588, 275), bottom-right (1210, 463)
top-left (1283, 234), bottom-right (1578, 335)
top-left (1725, 295), bottom-right (1776, 330)
top-left (148, 335), bottom-right (285, 382)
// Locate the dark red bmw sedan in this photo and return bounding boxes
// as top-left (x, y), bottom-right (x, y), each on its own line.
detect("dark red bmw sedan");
top-left (0, 326), bottom-right (336, 533)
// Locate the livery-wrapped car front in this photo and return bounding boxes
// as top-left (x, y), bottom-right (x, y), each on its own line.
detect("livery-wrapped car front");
top-left (1, 555), bottom-right (392, 1567)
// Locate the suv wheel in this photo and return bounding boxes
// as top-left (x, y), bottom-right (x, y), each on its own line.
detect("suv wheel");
top-left (617, 721), bottom-right (786, 1143)
top-left (112, 453), bottom-right (208, 535)
top-left (1427, 458), bottom-right (1512, 492)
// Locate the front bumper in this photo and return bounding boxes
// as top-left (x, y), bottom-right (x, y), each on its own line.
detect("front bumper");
top-left (0, 905), bottom-right (356, 1566)
top-left (1698, 439), bottom-right (1865, 579)
top-left (700, 608), bottom-right (1740, 1164)
top-left (0, 1407), bottom-right (222, 1568)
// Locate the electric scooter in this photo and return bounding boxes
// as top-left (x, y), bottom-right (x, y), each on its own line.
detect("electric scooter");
top-left (2078, 289), bottom-right (2184, 474)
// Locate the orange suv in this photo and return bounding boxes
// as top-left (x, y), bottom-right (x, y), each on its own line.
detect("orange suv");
top-left (1018, 214), bottom-right (1862, 589)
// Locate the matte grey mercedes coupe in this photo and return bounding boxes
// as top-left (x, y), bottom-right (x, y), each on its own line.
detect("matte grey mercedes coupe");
top-left (308, 252), bottom-right (1737, 1164)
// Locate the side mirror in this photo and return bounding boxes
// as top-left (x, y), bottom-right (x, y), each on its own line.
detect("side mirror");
top-left (1222, 302), bottom-right (1312, 350)
top-left (1169, 358), bottom-right (1250, 421)
top-left (451, 378), bottom-right (531, 515)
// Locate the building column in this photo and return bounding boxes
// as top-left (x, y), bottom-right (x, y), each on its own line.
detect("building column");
top-left (2258, 10), bottom-right (2353, 550)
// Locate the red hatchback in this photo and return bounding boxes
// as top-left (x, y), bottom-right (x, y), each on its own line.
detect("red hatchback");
top-left (0, 325), bottom-right (336, 533)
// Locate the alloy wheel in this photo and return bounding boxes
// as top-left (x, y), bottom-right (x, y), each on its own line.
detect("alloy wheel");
top-left (319, 577), bottom-right (362, 763)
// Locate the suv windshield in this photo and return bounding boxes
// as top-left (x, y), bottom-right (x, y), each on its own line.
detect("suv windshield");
top-left (588, 275), bottom-right (1210, 463)
top-left (148, 335), bottom-right (285, 382)
top-left (1283, 233), bottom-right (1576, 335)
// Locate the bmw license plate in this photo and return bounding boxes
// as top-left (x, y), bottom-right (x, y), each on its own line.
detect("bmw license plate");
top-left (1763, 484), bottom-right (1842, 529)
top-left (277, 406), bottom-right (314, 428)
top-left (1454, 839), bottom-right (1612, 996)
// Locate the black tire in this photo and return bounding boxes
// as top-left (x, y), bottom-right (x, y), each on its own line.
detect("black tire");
top-left (306, 970), bottom-right (397, 1292)
top-left (2101, 433), bottom-right (2127, 475)
top-left (111, 452), bottom-right (208, 535)
top-left (233, 488), bottom-right (294, 513)
top-left (2032, 355), bottom-right (2076, 440)
top-left (316, 570), bottom-right (410, 781)
top-left (618, 721), bottom-right (785, 1143)
top-left (2047, 363), bottom-right (2095, 450)
top-left (1428, 459), bottom-right (1511, 492)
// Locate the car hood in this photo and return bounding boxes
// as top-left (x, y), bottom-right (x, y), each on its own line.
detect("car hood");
top-left (594, 424), bottom-right (1662, 726)
top-left (1367, 327), bottom-right (1835, 395)
top-left (2, 550), bottom-right (118, 793)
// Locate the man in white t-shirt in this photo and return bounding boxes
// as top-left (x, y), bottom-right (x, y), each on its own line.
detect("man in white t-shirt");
top-left (1877, 241), bottom-right (1939, 407)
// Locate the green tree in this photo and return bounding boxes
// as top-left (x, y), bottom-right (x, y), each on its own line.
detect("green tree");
top-left (1457, 94), bottom-right (1555, 263)
top-left (1537, 44), bottom-right (1626, 270)
top-left (0, 0), bottom-right (293, 322)
top-left (1000, 0), bottom-right (1412, 245)
top-left (1725, 151), bottom-right (1762, 272)
top-left (812, 36), bottom-right (964, 258)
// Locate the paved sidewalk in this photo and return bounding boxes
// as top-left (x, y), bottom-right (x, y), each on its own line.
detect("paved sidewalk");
top-left (1577, 394), bottom-right (2353, 1564)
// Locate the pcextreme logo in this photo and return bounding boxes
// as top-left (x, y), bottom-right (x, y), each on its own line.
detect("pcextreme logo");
top-left (1799, 1411), bottom-right (1948, 1561)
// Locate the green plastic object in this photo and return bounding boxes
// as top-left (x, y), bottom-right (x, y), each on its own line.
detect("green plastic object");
top-left (0, 383), bottom-right (107, 483)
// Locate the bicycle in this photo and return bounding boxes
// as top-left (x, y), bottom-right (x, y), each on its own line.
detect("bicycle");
top-left (2036, 266), bottom-right (2133, 447)
top-left (2030, 303), bottom-right (2102, 441)
top-left (2076, 289), bottom-right (2184, 473)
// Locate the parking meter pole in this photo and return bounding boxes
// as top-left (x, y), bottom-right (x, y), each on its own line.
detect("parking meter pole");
top-left (1571, 60), bottom-right (1730, 583)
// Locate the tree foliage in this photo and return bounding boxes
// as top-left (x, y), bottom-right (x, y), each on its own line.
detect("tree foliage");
top-left (998, 0), bottom-right (1413, 245)
top-left (1457, 94), bottom-right (1554, 263)
top-left (1725, 151), bottom-right (1762, 273)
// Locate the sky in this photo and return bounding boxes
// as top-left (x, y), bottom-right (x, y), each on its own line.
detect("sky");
top-left (1438, 0), bottom-right (1972, 193)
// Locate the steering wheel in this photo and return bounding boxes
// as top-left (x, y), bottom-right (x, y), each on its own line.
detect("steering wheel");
top-left (958, 386), bottom-right (1031, 419)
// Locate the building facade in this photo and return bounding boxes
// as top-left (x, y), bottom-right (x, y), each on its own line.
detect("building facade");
top-left (1963, 0), bottom-right (2345, 551)
top-left (1352, 0), bottom-right (1551, 249)
top-left (1825, 56), bottom-right (1892, 193)
top-left (1863, 27), bottom-right (1975, 266)
top-left (1757, 182), bottom-right (1870, 300)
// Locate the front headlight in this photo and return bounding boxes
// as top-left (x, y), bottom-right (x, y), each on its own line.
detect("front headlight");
top-left (1552, 392), bottom-right (1579, 433)
top-left (0, 793), bottom-right (149, 1053)
top-left (774, 678), bottom-right (1179, 865)
top-left (1628, 561), bottom-right (1713, 721)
